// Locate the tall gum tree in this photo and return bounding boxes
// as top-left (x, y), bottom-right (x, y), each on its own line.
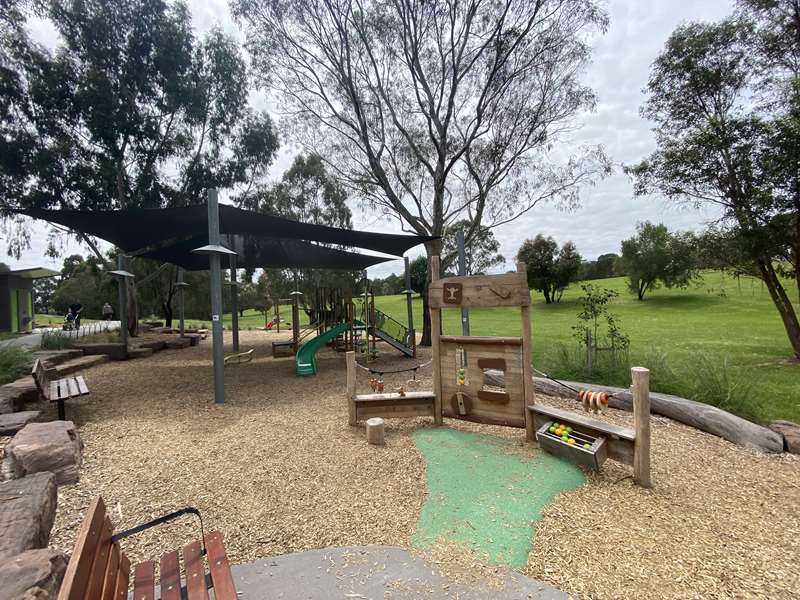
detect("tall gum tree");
top-left (627, 16), bottom-right (800, 358)
top-left (0, 0), bottom-right (279, 335)
top-left (232, 0), bottom-right (612, 344)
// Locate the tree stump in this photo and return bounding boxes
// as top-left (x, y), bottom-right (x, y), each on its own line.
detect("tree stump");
top-left (366, 417), bottom-right (385, 445)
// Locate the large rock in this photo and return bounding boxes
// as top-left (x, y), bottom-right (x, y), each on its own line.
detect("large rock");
top-left (3, 421), bottom-right (83, 485)
top-left (769, 420), bottom-right (800, 454)
top-left (72, 342), bottom-right (127, 360)
top-left (0, 473), bottom-right (57, 560)
top-left (0, 377), bottom-right (39, 414)
top-left (0, 548), bottom-right (67, 599)
top-left (0, 411), bottom-right (41, 435)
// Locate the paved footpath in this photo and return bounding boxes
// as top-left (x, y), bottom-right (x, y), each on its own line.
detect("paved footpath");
top-left (231, 546), bottom-right (565, 600)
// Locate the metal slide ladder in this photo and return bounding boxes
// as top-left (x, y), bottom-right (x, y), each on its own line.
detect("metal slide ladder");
top-left (371, 308), bottom-right (414, 357)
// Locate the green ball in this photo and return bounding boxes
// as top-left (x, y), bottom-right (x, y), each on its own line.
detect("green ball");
top-left (553, 422), bottom-right (560, 428)
top-left (561, 435), bottom-right (569, 441)
top-left (548, 426), bottom-right (556, 433)
top-left (583, 443), bottom-right (591, 449)
top-left (566, 426), bottom-right (573, 434)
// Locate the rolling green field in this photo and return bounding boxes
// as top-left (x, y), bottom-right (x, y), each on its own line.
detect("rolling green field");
top-left (370, 271), bottom-right (799, 424)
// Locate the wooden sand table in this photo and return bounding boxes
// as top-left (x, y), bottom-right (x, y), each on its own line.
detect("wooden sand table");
top-left (31, 330), bottom-right (799, 599)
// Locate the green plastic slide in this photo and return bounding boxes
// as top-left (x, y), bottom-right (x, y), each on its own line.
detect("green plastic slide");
top-left (295, 322), bottom-right (351, 377)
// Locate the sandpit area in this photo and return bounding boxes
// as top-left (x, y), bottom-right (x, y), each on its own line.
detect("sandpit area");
top-left (26, 330), bottom-right (799, 599)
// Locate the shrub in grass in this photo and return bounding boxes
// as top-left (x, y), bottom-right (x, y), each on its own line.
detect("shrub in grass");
top-left (41, 332), bottom-right (74, 350)
top-left (0, 346), bottom-right (33, 385)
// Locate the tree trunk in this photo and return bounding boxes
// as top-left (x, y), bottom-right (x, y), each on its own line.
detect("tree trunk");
top-left (162, 302), bottom-right (173, 327)
top-left (542, 286), bottom-right (552, 304)
top-left (758, 259), bottom-right (800, 359)
top-left (420, 239), bottom-right (443, 347)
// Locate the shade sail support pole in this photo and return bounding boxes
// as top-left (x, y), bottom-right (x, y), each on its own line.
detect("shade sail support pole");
top-left (403, 256), bottom-right (416, 357)
top-left (229, 254), bottom-right (239, 352)
top-left (457, 229), bottom-right (470, 336)
top-left (207, 189), bottom-right (225, 404)
top-left (176, 267), bottom-right (187, 337)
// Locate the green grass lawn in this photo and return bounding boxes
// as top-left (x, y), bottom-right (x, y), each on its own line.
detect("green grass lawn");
top-left (369, 271), bottom-right (799, 424)
top-left (34, 313), bottom-right (99, 327)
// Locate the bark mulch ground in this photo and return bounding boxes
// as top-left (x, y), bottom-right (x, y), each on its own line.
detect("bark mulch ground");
top-left (31, 330), bottom-right (798, 599)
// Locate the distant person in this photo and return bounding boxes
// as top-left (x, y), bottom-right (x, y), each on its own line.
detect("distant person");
top-left (69, 302), bottom-right (83, 330)
top-left (102, 302), bottom-right (113, 321)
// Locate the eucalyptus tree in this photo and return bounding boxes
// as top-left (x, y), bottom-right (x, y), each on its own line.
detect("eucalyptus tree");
top-left (0, 0), bottom-right (279, 334)
top-left (232, 0), bottom-right (611, 343)
top-left (627, 13), bottom-right (800, 357)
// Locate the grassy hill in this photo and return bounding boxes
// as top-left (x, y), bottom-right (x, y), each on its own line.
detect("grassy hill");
top-left (371, 271), bottom-right (798, 424)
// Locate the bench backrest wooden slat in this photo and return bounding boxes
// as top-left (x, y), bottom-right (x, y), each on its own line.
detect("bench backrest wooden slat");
top-left (159, 550), bottom-right (182, 600)
top-left (58, 497), bottom-right (110, 600)
top-left (100, 543), bottom-right (121, 600)
top-left (32, 359), bottom-right (57, 398)
top-left (48, 381), bottom-right (59, 402)
top-left (183, 540), bottom-right (210, 600)
top-left (132, 560), bottom-right (156, 600)
top-left (85, 516), bottom-right (114, 600)
top-left (113, 554), bottom-right (131, 600)
top-left (205, 532), bottom-right (237, 600)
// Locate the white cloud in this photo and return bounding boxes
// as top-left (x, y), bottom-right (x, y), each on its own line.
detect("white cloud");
top-left (8, 0), bottom-right (736, 280)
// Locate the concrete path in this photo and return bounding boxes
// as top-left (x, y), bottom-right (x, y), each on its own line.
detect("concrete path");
top-left (230, 546), bottom-right (565, 600)
top-left (0, 321), bottom-right (120, 350)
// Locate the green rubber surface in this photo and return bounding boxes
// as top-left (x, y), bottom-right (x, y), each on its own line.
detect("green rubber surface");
top-left (412, 428), bottom-right (585, 569)
top-left (295, 322), bottom-right (351, 376)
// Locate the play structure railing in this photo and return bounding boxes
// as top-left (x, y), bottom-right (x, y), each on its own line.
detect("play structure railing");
top-left (372, 308), bottom-right (412, 349)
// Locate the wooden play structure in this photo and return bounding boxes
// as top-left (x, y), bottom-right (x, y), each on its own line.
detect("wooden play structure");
top-left (346, 256), bottom-right (652, 487)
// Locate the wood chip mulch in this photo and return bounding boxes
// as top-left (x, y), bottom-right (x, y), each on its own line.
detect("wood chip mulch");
top-left (31, 330), bottom-right (798, 599)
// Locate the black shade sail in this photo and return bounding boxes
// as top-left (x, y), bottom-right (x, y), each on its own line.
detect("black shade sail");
top-left (18, 205), bottom-right (434, 257)
top-left (140, 235), bottom-right (393, 271)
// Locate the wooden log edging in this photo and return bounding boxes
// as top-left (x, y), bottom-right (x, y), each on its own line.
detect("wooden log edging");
top-left (484, 370), bottom-right (784, 454)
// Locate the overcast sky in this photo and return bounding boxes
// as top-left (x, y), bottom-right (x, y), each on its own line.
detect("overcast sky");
top-left (7, 0), bottom-right (734, 279)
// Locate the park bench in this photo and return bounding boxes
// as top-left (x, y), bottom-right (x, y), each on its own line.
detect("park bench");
top-left (31, 358), bottom-right (89, 421)
top-left (58, 496), bottom-right (237, 600)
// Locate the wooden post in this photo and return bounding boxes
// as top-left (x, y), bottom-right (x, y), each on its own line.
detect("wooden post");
top-left (366, 417), bottom-right (385, 445)
top-left (346, 351), bottom-right (357, 426)
top-left (632, 366), bottom-right (652, 487)
top-left (430, 256), bottom-right (443, 425)
top-left (518, 261), bottom-right (535, 441)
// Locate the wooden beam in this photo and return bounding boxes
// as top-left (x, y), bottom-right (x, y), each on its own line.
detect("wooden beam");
top-left (632, 367), bottom-right (652, 488)
top-left (430, 256), bottom-right (443, 425)
top-left (518, 261), bottom-right (535, 441)
top-left (346, 351), bottom-right (356, 426)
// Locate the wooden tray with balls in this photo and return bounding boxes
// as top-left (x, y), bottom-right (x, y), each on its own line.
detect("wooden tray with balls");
top-left (535, 420), bottom-right (608, 471)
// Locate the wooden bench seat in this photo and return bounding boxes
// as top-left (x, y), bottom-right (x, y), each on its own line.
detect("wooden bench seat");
top-left (58, 496), bottom-right (237, 600)
top-left (31, 358), bottom-right (90, 421)
top-left (351, 391), bottom-right (436, 424)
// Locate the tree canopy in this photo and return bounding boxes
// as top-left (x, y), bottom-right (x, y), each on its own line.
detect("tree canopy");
top-left (620, 222), bottom-right (697, 300)
top-left (627, 3), bottom-right (800, 356)
top-left (516, 235), bottom-right (582, 303)
top-left (0, 0), bottom-right (279, 252)
top-left (232, 0), bottom-right (611, 343)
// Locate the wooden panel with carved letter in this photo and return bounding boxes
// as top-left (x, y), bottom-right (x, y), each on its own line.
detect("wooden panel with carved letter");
top-left (429, 271), bottom-right (530, 308)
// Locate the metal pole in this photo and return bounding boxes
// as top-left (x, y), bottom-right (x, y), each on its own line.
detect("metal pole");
top-left (177, 267), bottom-right (185, 337)
top-left (457, 229), bottom-right (470, 336)
top-left (229, 254), bottom-right (239, 352)
top-left (404, 256), bottom-right (416, 357)
top-left (208, 189), bottom-right (225, 404)
top-left (117, 255), bottom-right (128, 350)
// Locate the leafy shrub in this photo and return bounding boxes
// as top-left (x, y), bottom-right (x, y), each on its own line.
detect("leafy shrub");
top-left (41, 332), bottom-right (74, 350)
top-left (0, 346), bottom-right (33, 385)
